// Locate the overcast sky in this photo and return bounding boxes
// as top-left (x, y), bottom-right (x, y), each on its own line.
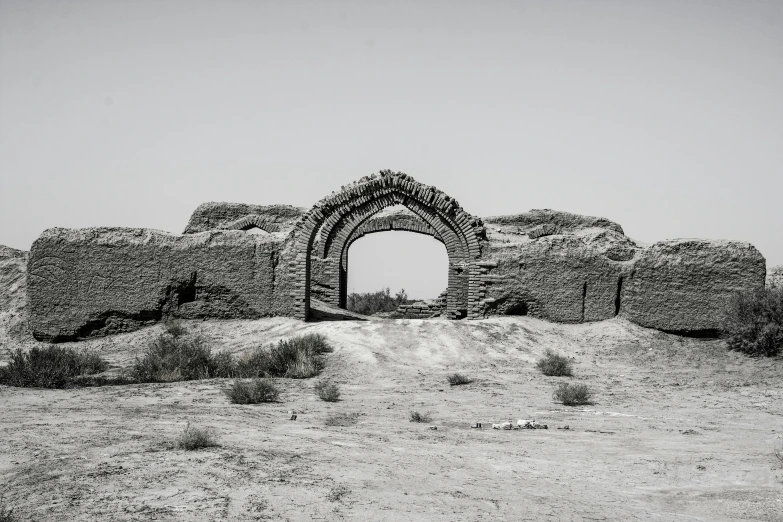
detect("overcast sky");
top-left (1, 0), bottom-right (781, 298)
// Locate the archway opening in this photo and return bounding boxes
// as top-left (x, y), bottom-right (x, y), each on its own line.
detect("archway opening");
top-left (346, 231), bottom-right (448, 317)
top-left (294, 172), bottom-right (485, 322)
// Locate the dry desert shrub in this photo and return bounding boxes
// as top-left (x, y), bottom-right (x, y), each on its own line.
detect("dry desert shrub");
top-left (553, 382), bottom-right (594, 406)
top-left (315, 380), bottom-right (341, 402)
top-left (237, 333), bottom-right (333, 379)
top-left (447, 373), bottom-right (472, 386)
top-left (536, 349), bottom-right (573, 377)
top-left (225, 378), bottom-right (280, 404)
top-left (723, 287), bottom-right (783, 357)
top-left (409, 411), bottom-right (432, 423)
top-left (131, 333), bottom-right (234, 382)
top-left (0, 345), bottom-right (108, 388)
top-left (326, 485), bottom-right (351, 502)
top-left (133, 331), bottom-right (334, 383)
top-left (175, 422), bottom-right (219, 451)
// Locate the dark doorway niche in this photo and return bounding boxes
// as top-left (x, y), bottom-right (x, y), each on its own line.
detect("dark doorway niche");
top-left (175, 272), bottom-right (197, 306)
top-left (505, 301), bottom-right (528, 316)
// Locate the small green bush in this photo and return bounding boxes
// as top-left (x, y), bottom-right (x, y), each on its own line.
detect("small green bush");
top-left (447, 373), bottom-right (472, 386)
top-left (131, 334), bottom-right (233, 382)
top-left (237, 333), bottom-right (333, 379)
top-left (0, 346), bottom-right (108, 388)
top-left (409, 411), bottom-right (432, 423)
top-left (175, 422), bottom-right (218, 451)
top-left (536, 349), bottom-right (574, 377)
top-left (315, 380), bottom-right (340, 402)
top-left (225, 379), bottom-right (280, 404)
top-left (723, 287), bottom-right (783, 357)
top-left (553, 382), bottom-right (594, 406)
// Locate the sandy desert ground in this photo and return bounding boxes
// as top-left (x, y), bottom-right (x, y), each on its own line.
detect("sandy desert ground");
top-left (1, 313), bottom-right (782, 521)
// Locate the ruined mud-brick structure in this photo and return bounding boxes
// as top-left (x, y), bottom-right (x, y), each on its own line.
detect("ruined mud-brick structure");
top-left (26, 170), bottom-right (766, 342)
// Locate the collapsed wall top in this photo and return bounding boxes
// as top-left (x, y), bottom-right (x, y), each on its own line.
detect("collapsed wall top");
top-left (184, 203), bottom-right (305, 234)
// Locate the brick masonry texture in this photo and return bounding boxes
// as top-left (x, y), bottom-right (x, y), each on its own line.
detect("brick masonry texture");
top-left (23, 171), bottom-right (767, 341)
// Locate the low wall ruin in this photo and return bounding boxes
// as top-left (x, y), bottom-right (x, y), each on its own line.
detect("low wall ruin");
top-left (23, 171), bottom-right (767, 341)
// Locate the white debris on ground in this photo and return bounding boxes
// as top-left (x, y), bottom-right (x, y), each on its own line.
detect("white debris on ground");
top-left (487, 420), bottom-right (549, 430)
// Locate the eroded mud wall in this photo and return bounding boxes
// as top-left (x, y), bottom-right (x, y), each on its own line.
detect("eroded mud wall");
top-left (620, 239), bottom-right (767, 334)
top-left (481, 236), bottom-right (632, 322)
top-left (23, 200), bottom-right (769, 341)
top-left (27, 228), bottom-right (294, 342)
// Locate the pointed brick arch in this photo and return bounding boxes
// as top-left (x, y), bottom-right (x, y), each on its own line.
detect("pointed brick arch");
top-left (290, 171), bottom-right (486, 320)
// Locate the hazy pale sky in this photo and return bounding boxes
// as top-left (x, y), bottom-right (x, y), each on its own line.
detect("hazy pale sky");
top-left (1, 0), bottom-right (781, 299)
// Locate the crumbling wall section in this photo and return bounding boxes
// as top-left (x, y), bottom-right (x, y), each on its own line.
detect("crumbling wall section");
top-left (184, 203), bottom-right (305, 234)
top-left (481, 233), bottom-right (635, 321)
top-left (484, 209), bottom-right (625, 235)
top-left (620, 239), bottom-right (767, 334)
top-left (396, 290), bottom-right (447, 318)
top-left (27, 227), bottom-right (294, 342)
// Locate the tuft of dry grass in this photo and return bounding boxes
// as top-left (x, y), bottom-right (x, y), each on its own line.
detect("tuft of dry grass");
top-left (132, 332), bottom-right (335, 384)
top-left (132, 333), bottom-right (234, 383)
top-left (225, 378), bottom-right (280, 404)
top-left (315, 380), bottom-right (341, 402)
top-left (553, 382), bottom-right (594, 406)
top-left (237, 333), bottom-right (333, 379)
top-left (174, 423), bottom-right (219, 451)
top-left (409, 411), bottom-right (432, 423)
top-left (326, 485), bottom-right (351, 502)
top-left (0, 346), bottom-right (108, 389)
top-left (447, 373), bottom-right (472, 386)
top-left (536, 349), bottom-right (573, 376)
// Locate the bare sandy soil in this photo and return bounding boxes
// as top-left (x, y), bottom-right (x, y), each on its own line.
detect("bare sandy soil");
top-left (1, 315), bottom-right (782, 521)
